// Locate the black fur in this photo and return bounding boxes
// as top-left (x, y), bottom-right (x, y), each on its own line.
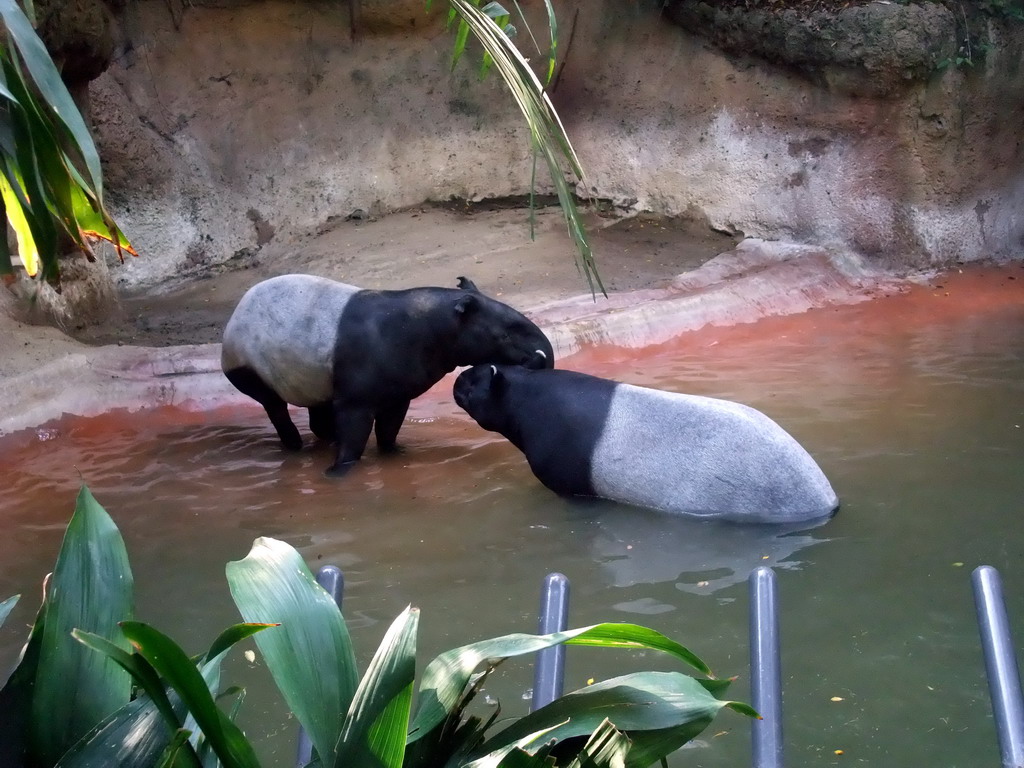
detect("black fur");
top-left (331, 284), bottom-right (553, 475)
top-left (453, 365), bottom-right (614, 496)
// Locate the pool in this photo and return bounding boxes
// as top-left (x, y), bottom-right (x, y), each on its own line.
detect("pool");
top-left (2, 264), bottom-right (1022, 767)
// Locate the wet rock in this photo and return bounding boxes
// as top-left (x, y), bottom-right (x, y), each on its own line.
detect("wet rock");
top-left (664, 1), bottom-right (957, 97)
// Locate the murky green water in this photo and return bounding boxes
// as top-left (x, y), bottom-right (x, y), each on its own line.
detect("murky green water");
top-left (1, 266), bottom-right (1022, 767)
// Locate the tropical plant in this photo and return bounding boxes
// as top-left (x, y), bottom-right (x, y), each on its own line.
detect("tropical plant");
top-left (0, 486), bottom-right (756, 767)
top-left (0, 0), bottom-right (134, 288)
top-left (439, 0), bottom-right (605, 297)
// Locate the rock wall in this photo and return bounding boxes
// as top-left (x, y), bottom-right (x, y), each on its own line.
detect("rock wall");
top-left (86, 0), bottom-right (1024, 287)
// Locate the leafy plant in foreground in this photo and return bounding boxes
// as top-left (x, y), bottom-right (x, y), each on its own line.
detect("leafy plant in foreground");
top-left (0, 486), bottom-right (756, 766)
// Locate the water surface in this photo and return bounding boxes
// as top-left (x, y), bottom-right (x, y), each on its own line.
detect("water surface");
top-left (1, 265), bottom-right (1022, 767)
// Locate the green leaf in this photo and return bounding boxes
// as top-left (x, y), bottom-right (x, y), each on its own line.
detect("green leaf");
top-left (409, 622), bottom-right (711, 744)
top-left (0, 592), bottom-right (46, 767)
top-left (0, 0), bottom-right (105, 199)
top-left (205, 623), bottom-right (278, 666)
top-left (563, 624), bottom-right (712, 677)
top-left (0, 165), bottom-right (39, 276)
top-left (540, 0), bottom-right (557, 85)
top-left (118, 621), bottom-right (262, 768)
top-left (462, 722), bottom-right (563, 768)
top-left (185, 623), bottom-right (272, 760)
top-left (156, 729), bottom-right (196, 768)
top-left (335, 606), bottom-right (419, 768)
top-left (56, 695), bottom-right (196, 768)
top-left (446, 0), bottom-right (604, 297)
top-left (477, 672), bottom-right (732, 766)
top-left (571, 718), bottom-right (634, 767)
top-left (0, 594), bottom-right (17, 628)
top-left (227, 537), bottom-right (359, 768)
top-left (31, 485), bottom-right (135, 766)
top-left (72, 629), bottom-right (183, 733)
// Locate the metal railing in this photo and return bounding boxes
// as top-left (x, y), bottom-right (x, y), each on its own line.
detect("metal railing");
top-left (292, 563), bottom-right (1024, 768)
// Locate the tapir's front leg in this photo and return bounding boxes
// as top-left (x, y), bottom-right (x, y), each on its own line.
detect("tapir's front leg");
top-left (325, 404), bottom-right (374, 478)
top-left (374, 400), bottom-right (411, 453)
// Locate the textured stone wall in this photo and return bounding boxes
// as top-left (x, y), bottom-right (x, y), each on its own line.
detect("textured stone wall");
top-left (83, 0), bottom-right (1024, 287)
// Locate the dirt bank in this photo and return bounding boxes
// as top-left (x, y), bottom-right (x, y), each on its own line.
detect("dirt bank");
top-left (67, 207), bottom-right (738, 347)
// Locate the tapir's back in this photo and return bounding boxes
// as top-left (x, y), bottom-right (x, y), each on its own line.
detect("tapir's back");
top-left (221, 275), bottom-right (359, 406)
top-left (590, 384), bottom-right (838, 523)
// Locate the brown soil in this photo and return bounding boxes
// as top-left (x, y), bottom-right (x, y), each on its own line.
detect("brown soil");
top-left (67, 206), bottom-right (738, 347)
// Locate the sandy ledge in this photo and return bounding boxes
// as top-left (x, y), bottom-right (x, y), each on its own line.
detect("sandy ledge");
top-left (0, 229), bottom-right (920, 437)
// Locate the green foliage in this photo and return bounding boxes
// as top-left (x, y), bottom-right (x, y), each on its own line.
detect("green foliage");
top-left (1, 486), bottom-right (755, 767)
top-left (0, 0), bottom-right (134, 287)
top-left (438, 0), bottom-right (604, 297)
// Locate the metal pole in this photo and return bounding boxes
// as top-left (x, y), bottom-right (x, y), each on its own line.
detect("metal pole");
top-left (532, 572), bottom-right (570, 712)
top-left (750, 566), bottom-right (784, 768)
top-left (296, 565), bottom-right (345, 768)
top-left (972, 565), bottom-right (1024, 768)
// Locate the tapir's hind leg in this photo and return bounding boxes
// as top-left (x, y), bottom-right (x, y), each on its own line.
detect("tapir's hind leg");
top-left (374, 400), bottom-right (410, 454)
top-left (224, 366), bottom-right (303, 451)
top-left (308, 402), bottom-right (336, 442)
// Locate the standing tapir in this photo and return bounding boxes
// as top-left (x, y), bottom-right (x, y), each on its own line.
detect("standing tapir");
top-left (222, 274), bottom-right (553, 476)
top-left (454, 364), bottom-right (839, 523)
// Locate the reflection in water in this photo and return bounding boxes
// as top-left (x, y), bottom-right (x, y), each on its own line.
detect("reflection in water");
top-left (1, 264), bottom-right (1022, 767)
top-left (582, 503), bottom-right (828, 595)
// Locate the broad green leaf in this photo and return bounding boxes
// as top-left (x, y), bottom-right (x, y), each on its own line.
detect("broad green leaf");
top-left (0, 594), bottom-right (17, 628)
top-left (65, 163), bottom-right (137, 255)
top-left (72, 629), bottom-right (182, 732)
top-left (335, 606), bottom-right (419, 768)
top-left (477, 672), bottom-right (733, 766)
top-left (31, 485), bottom-right (134, 766)
top-left (563, 624), bottom-right (711, 677)
top-left (56, 695), bottom-right (197, 768)
top-left (227, 537), bottom-right (358, 768)
top-left (409, 623), bottom-right (710, 743)
top-left (0, 0), bottom-right (105, 198)
top-left (118, 621), bottom-right (261, 768)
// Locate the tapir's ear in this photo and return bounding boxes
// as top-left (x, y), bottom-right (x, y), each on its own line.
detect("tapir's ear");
top-left (456, 276), bottom-right (480, 292)
top-left (454, 293), bottom-right (478, 315)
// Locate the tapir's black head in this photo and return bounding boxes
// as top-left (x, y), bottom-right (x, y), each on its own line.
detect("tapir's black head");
top-left (450, 277), bottom-right (554, 371)
top-left (453, 364), bottom-right (518, 434)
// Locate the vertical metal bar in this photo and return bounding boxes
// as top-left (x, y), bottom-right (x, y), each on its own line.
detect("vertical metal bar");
top-left (532, 572), bottom-right (570, 712)
top-left (972, 565), bottom-right (1024, 768)
top-left (296, 565), bottom-right (345, 768)
top-left (750, 566), bottom-right (784, 768)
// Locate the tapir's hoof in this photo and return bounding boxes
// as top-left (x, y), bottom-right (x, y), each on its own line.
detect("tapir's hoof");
top-left (378, 443), bottom-right (405, 456)
top-left (324, 461), bottom-right (357, 478)
top-left (281, 437), bottom-right (303, 452)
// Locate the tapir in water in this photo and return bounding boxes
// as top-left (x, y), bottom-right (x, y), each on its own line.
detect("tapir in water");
top-left (454, 364), bottom-right (839, 524)
top-left (221, 274), bottom-right (553, 476)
